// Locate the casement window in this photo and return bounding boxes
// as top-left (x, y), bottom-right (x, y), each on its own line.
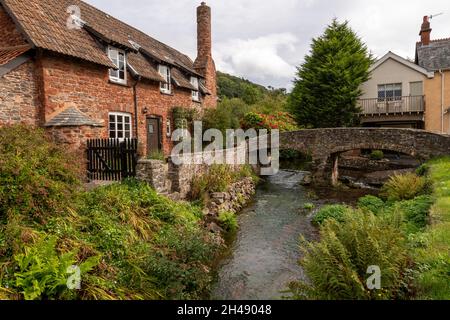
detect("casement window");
top-left (109, 112), bottom-right (132, 139)
top-left (158, 65), bottom-right (172, 94)
top-left (190, 76), bottom-right (200, 102)
top-left (108, 46), bottom-right (127, 84)
top-left (166, 119), bottom-right (172, 137)
top-left (378, 83), bottom-right (402, 101)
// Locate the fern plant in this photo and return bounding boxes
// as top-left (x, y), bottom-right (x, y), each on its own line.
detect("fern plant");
top-left (290, 210), bottom-right (412, 300)
top-left (381, 173), bottom-right (426, 201)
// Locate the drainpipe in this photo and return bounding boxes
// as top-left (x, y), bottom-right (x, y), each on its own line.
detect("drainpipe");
top-left (133, 76), bottom-right (141, 139)
top-left (439, 69), bottom-right (445, 133)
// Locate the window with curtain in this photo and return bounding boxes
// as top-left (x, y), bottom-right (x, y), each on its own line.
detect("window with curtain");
top-left (378, 83), bottom-right (402, 101)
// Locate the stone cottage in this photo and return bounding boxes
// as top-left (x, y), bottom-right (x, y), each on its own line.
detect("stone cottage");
top-left (0, 0), bottom-right (217, 156)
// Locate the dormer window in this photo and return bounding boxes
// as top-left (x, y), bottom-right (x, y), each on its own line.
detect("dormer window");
top-left (190, 76), bottom-right (200, 102)
top-left (108, 46), bottom-right (127, 85)
top-left (158, 65), bottom-right (172, 94)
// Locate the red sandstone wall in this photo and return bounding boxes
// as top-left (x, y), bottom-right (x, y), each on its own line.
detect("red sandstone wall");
top-left (39, 53), bottom-right (203, 157)
top-left (0, 61), bottom-right (40, 126)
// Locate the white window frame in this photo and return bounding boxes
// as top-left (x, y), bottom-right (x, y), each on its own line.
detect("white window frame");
top-left (158, 64), bottom-right (172, 94)
top-left (109, 112), bottom-right (132, 140)
top-left (108, 46), bottom-right (127, 85)
top-left (190, 76), bottom-right (200, 102)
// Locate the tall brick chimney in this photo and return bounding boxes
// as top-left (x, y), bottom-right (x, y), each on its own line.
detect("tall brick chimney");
top-left (420, 16), bottom-right (432, 46)
top-left (194, 2), bottom-right (217, 108)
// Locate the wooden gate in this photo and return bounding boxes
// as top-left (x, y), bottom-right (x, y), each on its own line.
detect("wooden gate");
top-left (87, 138), bottom-right (138, 181)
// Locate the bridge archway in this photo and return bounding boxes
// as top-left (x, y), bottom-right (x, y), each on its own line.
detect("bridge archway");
top-left (279, 128), bottom-right (450, 185)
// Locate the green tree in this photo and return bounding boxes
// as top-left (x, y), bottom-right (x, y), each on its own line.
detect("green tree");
top-left (289, 19), bottom-right (373, 128)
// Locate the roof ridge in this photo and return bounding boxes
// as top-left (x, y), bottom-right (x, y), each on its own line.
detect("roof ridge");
top-left (77, 0), bottom-right (194, 64)
top-left (430, 37), bottom-right (450, 43)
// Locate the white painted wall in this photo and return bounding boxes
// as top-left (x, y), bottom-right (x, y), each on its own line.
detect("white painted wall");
top-left (360, 58), bottom-right (426, 99)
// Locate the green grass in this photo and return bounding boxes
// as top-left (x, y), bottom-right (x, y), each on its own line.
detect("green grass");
top-left (413, 157), bottom-right (450, 299)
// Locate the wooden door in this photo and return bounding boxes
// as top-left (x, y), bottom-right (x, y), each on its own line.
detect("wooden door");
top-left (147, 117), bottom-right (161, 155)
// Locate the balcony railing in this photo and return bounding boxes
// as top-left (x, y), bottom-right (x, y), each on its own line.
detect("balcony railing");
top-left (358, 96), bottom-right (425, 116)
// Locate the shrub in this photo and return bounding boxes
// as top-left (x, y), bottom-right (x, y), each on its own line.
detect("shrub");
top-left (380, 173), bottom-right (426, 201)
top-left (387, 196), bottom-right (433, 234)
top-left (218, 211), bottom-right (238, 233)
top-left (0, 125), bottom-right (82, 219)
top-left (357, 195), bottom-right (385, 214)
top-left (370, 150), bottom-right (384, 160)
top-left (303, 203), bottom-right (315, 211)
top-left (241, 111), bottom-right (299, 132)
top-left (312, 204), bottom-right (350, 225)
top-left (290, 210), bottom-right (411, 300)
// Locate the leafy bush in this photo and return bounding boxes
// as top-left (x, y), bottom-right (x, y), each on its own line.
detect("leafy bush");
top-left (369, 150), bottom-right (384, 160)
top-left (218, 211), bottom-right (238, 233)
top-left (357, 195), bottom-right (384, 214)
top-left (0, 125), bottom-right (82, 219)
top-left (303, 203), bottom-right (315, 211)
top-left (380, 173), bottom-right (426, 201)
top-left (241, 111), bottom-right (299, 132)
top-left (191, 165), bottom-right (257, 201)
top-left (312, 204), bottom-right (351, 225)
top-left (387, 196), bottom-right (433, 234)
top-left (290, 210), bottom-right (411, 300)
top-left (202, 98), bottom-right (251, 135)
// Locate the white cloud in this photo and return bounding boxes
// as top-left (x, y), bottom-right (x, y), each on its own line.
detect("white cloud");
top-left (86, 0), bottom-right (450, 89)
top-left (214, 33), bottom-right (298, 86)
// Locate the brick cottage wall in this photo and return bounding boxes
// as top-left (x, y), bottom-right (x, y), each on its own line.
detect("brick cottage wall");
top-left (39, 53), bottom-right (204, 157)
top-left (0, 60), bottom-right (40, 126)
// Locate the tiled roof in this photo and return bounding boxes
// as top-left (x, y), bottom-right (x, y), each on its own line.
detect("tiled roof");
top-left (416, 38), bottom-right (450, 71)
top-left (1, 0), bottom-right (200, 84)
top-left (172, 68), bottom-right (196, 90)
top-left (0, 44), bottom-right (30, 65)
top-left (44, 107), bottom-right (103, 127)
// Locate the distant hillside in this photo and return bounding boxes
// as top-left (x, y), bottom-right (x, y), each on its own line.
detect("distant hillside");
top-left (217, 71), bottom-right (286, 105)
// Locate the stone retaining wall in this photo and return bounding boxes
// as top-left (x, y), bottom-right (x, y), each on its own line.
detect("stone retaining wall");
top-left (137, 143), bottom-right (248, 199)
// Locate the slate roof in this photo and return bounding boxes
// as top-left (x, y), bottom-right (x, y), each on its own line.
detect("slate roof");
top-left (0, 0), bottom-right (201, 84)
top-left (416, 38), bottom-right (450, 71)
top-left (44, 107), bottom-right (103, 127)
top-left (0, 44), bottom-right (30, 65)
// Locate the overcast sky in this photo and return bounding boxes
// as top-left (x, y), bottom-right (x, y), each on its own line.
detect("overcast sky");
top-left (86, 0), bottom-right (450, 90)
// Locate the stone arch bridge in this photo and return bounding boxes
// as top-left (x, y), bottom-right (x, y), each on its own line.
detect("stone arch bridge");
top-left (277, 128), bottom-right (450, 185)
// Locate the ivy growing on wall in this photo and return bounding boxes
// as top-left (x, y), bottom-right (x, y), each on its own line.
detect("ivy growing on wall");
top-left (172, 107), bottom-right (200, 130)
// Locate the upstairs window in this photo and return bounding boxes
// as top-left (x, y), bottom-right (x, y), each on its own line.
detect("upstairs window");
top-left (108, 46), bottom-right (127, 85)
top-left (158, 65), bottom-right (172, 94)
top-left (109, 112), bottom-right (132, 140)
top-left (190, 76), bottom-right (200, 102)
top-left (378, 83), bottom-right (402, 101)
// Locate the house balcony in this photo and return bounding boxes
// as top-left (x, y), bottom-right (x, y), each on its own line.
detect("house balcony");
top-left (358, 96), bottom-right (425, 128)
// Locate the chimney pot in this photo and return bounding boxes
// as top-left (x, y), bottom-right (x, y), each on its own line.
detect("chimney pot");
top-left (420, 15), bottom-right (432, 46)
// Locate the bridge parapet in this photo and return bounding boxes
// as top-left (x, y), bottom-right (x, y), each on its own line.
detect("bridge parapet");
top-left (279, 128), bottom-right (450, 185)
